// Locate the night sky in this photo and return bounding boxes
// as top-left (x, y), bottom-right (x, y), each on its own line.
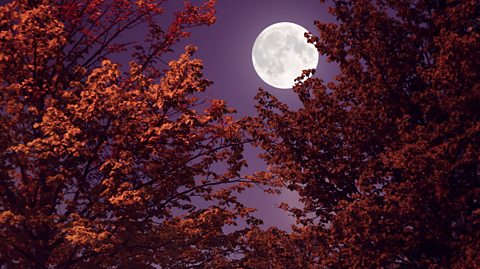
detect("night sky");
top-left (0, 0), bottom-right (338, 230)
top-left (165, 0), bottom-right (339, 230)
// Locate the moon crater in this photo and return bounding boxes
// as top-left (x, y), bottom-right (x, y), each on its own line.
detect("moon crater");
top-left (252, 22), bottom-right (319, 89)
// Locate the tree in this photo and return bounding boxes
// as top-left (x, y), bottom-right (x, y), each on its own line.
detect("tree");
top-left (0, 0), bottom-right (257, 268)
top-left (238, 225), bottom-right (328, 269)
top-left (248, 0), bottom-right (480, 267)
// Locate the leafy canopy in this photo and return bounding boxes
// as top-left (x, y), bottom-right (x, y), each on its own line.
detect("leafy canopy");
top-left (0, 0), bottom-right (258, 268)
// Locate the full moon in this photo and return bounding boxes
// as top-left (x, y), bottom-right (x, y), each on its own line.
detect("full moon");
top-left (252, 22), bottom-right (319, 89)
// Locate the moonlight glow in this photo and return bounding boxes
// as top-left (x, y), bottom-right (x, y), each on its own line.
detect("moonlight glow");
top-left (252, 22), bottom-right (319, 89)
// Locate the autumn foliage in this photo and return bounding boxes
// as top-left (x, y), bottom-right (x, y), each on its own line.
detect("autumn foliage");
top-left (1, 0), bottom-right (480, 268)
top-left (246, 0), bottom-right (480, 267)
top-left (0, 0), bottom-right (260, 268)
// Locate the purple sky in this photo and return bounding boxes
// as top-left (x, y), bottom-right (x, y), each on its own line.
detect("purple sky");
top-left (174, 0), bottom-right (336, 115)
top-left (17, 0), bottom-right (339, 230)
top-left (163, 0), bottom-right (339, 230)
top-left (0, 0), bottom-right (339, 230)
